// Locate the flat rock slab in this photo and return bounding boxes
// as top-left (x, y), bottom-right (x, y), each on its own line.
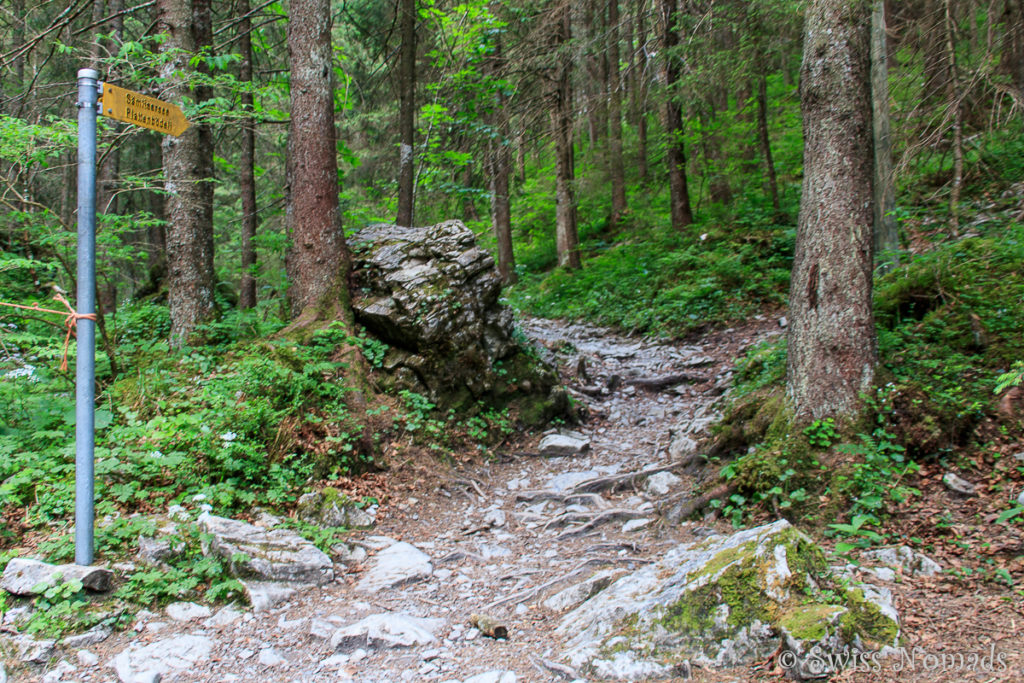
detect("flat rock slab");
top-left (109, 635), bottom-right (213, 683)
top-left (199, 514), bottom-right (334, 585)
top-left (331, 613), bottom-right (444, 652)
top-left (538, 434), bottom-right (590, 456)
top-left (463, 672), bottom-right (518, 683)
top-left (355, 542), bottom-right (432, 594)
top-left (1, 559), bottom-right (112, 596)
top-left (241, 580), bottom-right (297, 613)
top-left (557, 519), bottom-right (900, 679)
top-left (861, 545), bottom-right (942, 578)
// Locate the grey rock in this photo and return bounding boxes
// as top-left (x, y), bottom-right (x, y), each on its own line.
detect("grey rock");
top-left (558, 520), bottom-right (899, 675)
top-left (861, 546), bottom-right (942, 578)
top-left (463, 672), bottom-right (518, 683)
top-left (0, 662), bottom-right (5, 683)
top-left (331, 613), bottom-right (443, 652)
top-left (1, 558), bottom-right (112, 596)
top-left (1013, 451), bottom-right (1024, 463)
top-left (546, 471), bottom-right (600, 493)
top-left (543, 570), bottom-right (624, 613)
top-left (1017, 489), bottom-right (1024, 507)
top-left (622, 518), bottom-right (652, 533)
top-left (203, 605), bottom-right (243, 628)
top-left (482, 509), bottom-right (507, 528)
top-left (350, 221), bottom-right (563, 415)
top-left (331, 543), bottom-right (368, 564)
top-left (165, 602), bottom-right (211, 622)
top-left (942, 472), bottom-right (976, 496)
top-left (61, 625), bottom-right (112, 648)
top-left (590, 652), bottom-right (672, 681)
top-left (109, 635), bottom-right (212, 683)
top-left (644, 472), bottom-right (682, 497)
top-left (667, 431), bottom-right (698, 459)
top-left (137, 521), bottom-right (184, 566)
top-left (241, 580), bottom-right (297, 613)
top-left (3, 606), bottom-right (32, 627)
top-left (309, 618), bottom-right (337, 641)
top-left (538, 434), bottom-right (590, 456)
top-left (41, 660), bottom-right (76, 683)
top-left (198, 514), bottom-right (334, 584)
top-left (355, 542), bottom-right (432, 594)
top-left (257, 648), bottom-right (286, 667)
top-left (77, 650), bottom-right (99, 667)
top-left (5, 634), bottom-right (57, 664)
top-left (297, 490), bottom-right (375, 529)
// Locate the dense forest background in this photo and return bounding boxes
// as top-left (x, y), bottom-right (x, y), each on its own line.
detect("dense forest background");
top-left (1, 0), bottom-right (1024, 612)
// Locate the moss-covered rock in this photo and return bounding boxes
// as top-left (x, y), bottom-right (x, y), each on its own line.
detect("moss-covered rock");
top-left (557, 520), bottom-right (899, 679)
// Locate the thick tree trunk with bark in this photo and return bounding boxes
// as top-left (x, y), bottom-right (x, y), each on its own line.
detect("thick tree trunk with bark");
top-left (396, 0), bottom-right (417, 227)
top-left (786, 0), bottom-right (876, 421)
top-left (608, 0), bottom-right (627, 226)
top-left (628, 0), bottom-right (650, 184)
top-left (238, 0), bottom-right (258, 310)
top-left (157, 0), bottom-right (216, 346)
top-left (488, 26), bottom-right (516, 284)
top-left (658, 0), bottom-right (693, 229)
top-left (285, 0), bottom-right (351, 319)
top-left (553, 2), bottom-right (581, 270)
top-left (871, 0), bottom-right (898, 271)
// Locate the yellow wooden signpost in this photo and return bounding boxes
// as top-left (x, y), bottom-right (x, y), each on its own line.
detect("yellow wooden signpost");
top-left (100, 83), bottom-right (190, 136)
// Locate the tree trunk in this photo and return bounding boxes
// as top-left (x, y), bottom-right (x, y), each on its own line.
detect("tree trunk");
top-left (553, 2), bottom-right (581, 270)
top-left (285, 0), bottom-right (351, 320)
top-left (488, 25), bottom-right (516, 284)
top-left (396, 0), bottom-right (417, 227)
top-left (944, 0), bottom-right (963, 232)
top-left (629, 0), bottom-right (649, 183)
top-left (1002, 0), bottom-right (1024, 94)
top-left (786, 0), bottom-right (876, 421)
top-left (157, 0), bottom-right (216, 346)
top-left (658, 0), bottom-right (693, 229)
top-left (238, 0), bottom-right (259, 309)
top-left (871, 0), bottom-right (898, 271)
top-left (608, 0), bottom-right (627, 226)
top-left (756, 72), bottom-right (781, 215)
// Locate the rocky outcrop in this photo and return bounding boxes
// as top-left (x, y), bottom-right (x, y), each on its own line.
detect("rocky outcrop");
top-left (350, 221), bottom-right (567, 420)
top-left (0, 559), bottom-right (112, 596)
top-left (198, 514), bottom-right (334, 585)
top-left (296, 488), bottom-right (375, 529)
top-left (557, 520), bottom-right (900, 680)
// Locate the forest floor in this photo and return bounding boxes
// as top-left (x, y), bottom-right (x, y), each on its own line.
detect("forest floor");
top-left (22, 316), bottom-right (1024, 682)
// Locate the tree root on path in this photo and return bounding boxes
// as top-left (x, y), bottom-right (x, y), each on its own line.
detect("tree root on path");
top-left (556, 509), bottom-right (653, 538)
top-left (482, 555), bottom-right (648, 611)
top-left (532, 656), bottom-right (578, 680)
top-left (624, 371), bottom-right (706, 390)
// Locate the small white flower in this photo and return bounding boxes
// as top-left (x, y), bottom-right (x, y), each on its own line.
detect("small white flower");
top-left (221, 431), bottom-right (237, 442)
top-left (199, 503), bottom-right (213, 514)
top-left (192, 493), bottom-right (208, 502)
top-left (151, 450), bottom-right (163, 459)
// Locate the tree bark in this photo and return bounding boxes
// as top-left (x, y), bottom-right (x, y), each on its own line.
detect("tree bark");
top-left (608, 0), bottom-right (627, 226)
top-left (628, 0), bottom-right (649, 183)
top-left (285, 0), bottom-right (351, 320)
top-left (488, 24), bottom-right (516, 284)
top-left (944, 0), bottom-right (963, 232)
top-left (658, 0), bottom-right (693, 229)
top-left (396, 0), bottom-right (417, 227)
top-left (238, 0), bottom-right (259, 310)
top-left (553, 1), bottom-right (581, 270)
top-left (157, 0), bottom-right (216, 346)
top-left (786, 0), bottom-right (876, 421)
top-left (871, 0), bottom-right (898, 272)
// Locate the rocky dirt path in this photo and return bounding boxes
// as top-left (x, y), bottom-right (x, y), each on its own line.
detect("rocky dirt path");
top-left (21, 317), bottom-right (785, 683)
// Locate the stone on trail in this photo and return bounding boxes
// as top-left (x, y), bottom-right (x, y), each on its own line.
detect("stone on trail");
top-left (241, 580), bottom-right (297, 613)
top-left (198, 514), bottom-right (334, 584)
top-left (61, 624), bottom-right (112, 649)
top-left (545, 470), bottom-right (600, 493)
top-left (861, 545), bottom-right (942, 578)
top-left (0, 558), bottom-right (113, 596)
top-left (330, 613), bottom-right (444, 653)
top-left (538, 434), bottom-right (590, 456)
top-left (109, 634), bottom-right (213, 683)
top-left (297, 488), bottom-right (375, 530)
top-left (942, 471), bottom-right (976, 496)
top-left (643, 471), bottom-right (681, 497)
top-left (355, 541), bottom-right (433, 594)
top-left (462, 672), bottom-right (518, 683)
top-left (557, 520), bottom-right (900, 679)
top-left (543, 569), bottom-right (624, 613)
top-left (204, 605), bottom-right (244, 628)
top-left (165, 601), bottom-right (212, 622)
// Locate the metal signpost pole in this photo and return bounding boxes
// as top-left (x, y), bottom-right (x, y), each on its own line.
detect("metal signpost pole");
top-left (75, 68), bottom-right (99, 566)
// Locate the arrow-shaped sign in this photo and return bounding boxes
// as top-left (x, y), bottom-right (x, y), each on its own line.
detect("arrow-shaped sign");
top-left (99, 83), bottom-right (189, 136)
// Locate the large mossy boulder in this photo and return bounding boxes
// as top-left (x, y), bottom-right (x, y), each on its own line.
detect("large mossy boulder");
top-left (350, 220), bottom-right (567, 421)
top-left (557, 520), bottom-right (899, 680)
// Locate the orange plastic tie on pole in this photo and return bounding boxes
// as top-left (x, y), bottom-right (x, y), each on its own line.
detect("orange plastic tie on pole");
top-left (0, 294), bottom-right (97, 371)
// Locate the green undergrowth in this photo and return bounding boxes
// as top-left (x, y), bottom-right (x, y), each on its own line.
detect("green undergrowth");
top-left (506, 190), bottom-right (796, 338)
top-left (705, 215), bottom-right (1024, 548)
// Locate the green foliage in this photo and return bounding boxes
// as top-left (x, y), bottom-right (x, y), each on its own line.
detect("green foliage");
top-left (826, 514), bottom-right (886, 555)
top-left (833, 428), bottom-right (920, 519)
top-left (995, 361), bottom-right (1024, 395)
top-left (803, 418), bottom-right (838, 449)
